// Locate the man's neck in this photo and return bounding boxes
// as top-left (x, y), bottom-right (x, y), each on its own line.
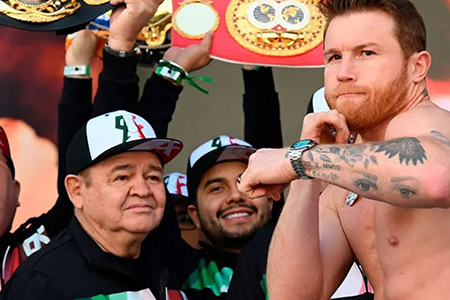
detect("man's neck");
top-left (359, 85), bottom-right (429, 143)
top-left (76, 214), bottom-right (146, 259)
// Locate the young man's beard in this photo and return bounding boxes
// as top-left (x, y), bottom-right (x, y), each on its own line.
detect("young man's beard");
top-left (198, 216), bottom-right (260, 251)
top-left (326, 64), bottom-right (409, 132)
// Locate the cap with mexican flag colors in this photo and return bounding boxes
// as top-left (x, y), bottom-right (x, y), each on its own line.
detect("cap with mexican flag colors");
top-left (66, 110), bottom-right (183, 175)
top-left (164, 172), bottom-right (191, 205)
top-left (186, 135), bottom-right (256, 199)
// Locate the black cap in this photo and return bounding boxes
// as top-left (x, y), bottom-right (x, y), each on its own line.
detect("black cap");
top-left (66, 110), bottom-right (183, 175)
top-left (186, 135), bottom-right (256, 201)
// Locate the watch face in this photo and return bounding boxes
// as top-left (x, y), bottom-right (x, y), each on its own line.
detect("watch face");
top-left (292, 139), bottom-right (315, 149)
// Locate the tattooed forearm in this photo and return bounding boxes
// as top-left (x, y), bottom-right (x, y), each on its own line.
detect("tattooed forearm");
top-left (308, 137), bottom-right (427, 170)
top-left (304, 161), bottom-right (341, 171)
top-left (352, 171), bottom-right (378, 192)
top-left (390, 176), bottom-right (420, 198)
top-left (371, 137), bottom-right (427, 166)
top-left (311, 170), bottom-right (339, 181)
top-left (431, 130), bottom-right (450, 147)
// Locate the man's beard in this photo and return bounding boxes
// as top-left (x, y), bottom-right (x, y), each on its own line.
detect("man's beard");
top-left (198, 205), bottom-right (262, 250)
top-left (325, 64), bottom-right (409, 132)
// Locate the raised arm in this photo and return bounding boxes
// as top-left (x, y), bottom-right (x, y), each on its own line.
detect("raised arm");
top-left (238, 105), bottom-right (450, 208)
top-left (92, 0), bottom-right (164, 117)
top-left (300, 106), bottom-right (450, 208)
top-left (137, 33), bottom-right (212, 138)
top-left (267, 182), bottom-right (354, 300)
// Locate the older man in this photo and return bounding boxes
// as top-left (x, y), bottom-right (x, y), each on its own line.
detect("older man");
top-left (0, 111), bottom-right (183, 299)
top-left (238, 0), bottom-right (450, 299)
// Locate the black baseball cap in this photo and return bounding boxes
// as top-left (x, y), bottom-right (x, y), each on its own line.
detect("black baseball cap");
top-left (186, 135), bottom-right (256, 200)
top-left (66, 110), bottom-right (183, 175)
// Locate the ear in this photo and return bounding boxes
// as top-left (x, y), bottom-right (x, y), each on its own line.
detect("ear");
top-left (188, 204), bottom-right (201, 229)
top-left (13, 180), bottom-right (21, 207)
top-left (65, 174), bottom-right (84, 209)
top-left (410, 51), bottom-right (432, 83)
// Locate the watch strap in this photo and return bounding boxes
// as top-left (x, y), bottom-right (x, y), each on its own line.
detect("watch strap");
top-left (289, 148), bottom-right (312, 180)
top-left (104, 44), bottom-right (140, 58)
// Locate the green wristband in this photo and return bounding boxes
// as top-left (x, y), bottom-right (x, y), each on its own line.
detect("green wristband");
top-left (156, 60), bottom-right (214, 94)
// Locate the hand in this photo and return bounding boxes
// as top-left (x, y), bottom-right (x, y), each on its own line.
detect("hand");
top-left (301, 110), bottom-right (350, 144)
top-left (66, 30), bottom-right (98, 66)
top-left (237, 148), bottom-right (296, 200)
top-left (162, 31), bottom-right (213, 73)
top-left (109, 0), bottom-right (163, 51)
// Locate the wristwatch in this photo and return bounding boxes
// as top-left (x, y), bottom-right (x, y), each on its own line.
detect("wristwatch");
top-left (104, 43), bottom-right (141, 58)
top-left (288, 139), bottom-right (317, 179)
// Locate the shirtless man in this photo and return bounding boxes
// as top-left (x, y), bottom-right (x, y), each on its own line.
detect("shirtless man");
top-left (237, 0), bottom-right (450, 299)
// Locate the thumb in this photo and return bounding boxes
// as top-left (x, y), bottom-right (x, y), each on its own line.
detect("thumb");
top-left (201, 31), bottom-right (214, 51)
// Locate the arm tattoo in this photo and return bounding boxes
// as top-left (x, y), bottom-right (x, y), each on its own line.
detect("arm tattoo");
top-left (371, 137), bottom-right (427, 166)
top-left (311, 145), bottom-right (378, 169)
top-left (352, 171), bottom-right (378, 192)
top-left (431, 130), bottom-right (450, 147)
top-left (311, 170), bottom-right (339, 181)
top-left (309, 137), bottom-right (427, 170)
top-left (390, 176), bottom-right (420, 198)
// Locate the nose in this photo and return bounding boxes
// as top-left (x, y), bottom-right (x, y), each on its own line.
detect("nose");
top-left (226, 183), bottom-right (245, 204)
top-left (337, 57), bottom-right (356, 83)
top-left (130, 176), bottom-right (152, 198)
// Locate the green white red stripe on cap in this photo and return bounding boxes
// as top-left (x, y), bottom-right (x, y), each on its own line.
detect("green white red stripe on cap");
top-left (189, 135), bottom-right (253, 168)
top-left (87, 111), bottom-right (155, 161)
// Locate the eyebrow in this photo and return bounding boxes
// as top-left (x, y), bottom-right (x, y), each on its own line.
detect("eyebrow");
top-left (391, 177), bottom-right (419, 183)
top-left (203, 177), bottom-right (226, 189)
top-left (145, 164), bottom-right (163, 174)
top-left (354, 171), bottom-right (378, 181)
top-left (110, 164), bottom-right (135, 174)
top-left (324, 43), bottom-right (381, 57)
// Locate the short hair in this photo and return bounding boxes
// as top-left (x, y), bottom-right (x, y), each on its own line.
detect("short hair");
top-left (318, 0), bottom-right (427, 59)
top-left (79, 168), bottom-right (92, 188)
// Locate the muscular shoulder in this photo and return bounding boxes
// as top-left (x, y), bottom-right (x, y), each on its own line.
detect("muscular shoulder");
top-left (386, 100), bottom-right (450, 139)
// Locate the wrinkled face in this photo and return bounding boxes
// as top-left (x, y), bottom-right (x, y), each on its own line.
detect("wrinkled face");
top-left (194, 161), bottom-right (272, 249)
top-left (0, 155), bottom-right (20, 237)
top-left (78, 152), bottom-right (166, 235)
top-left (324, 11), bottom-right (411, 131)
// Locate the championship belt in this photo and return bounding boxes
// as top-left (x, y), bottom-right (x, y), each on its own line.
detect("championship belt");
top-left (66, 0), bottom-right (172, 64)
top-left (171, 0), bottom-right (325, 67)
top-left (0, 0), bottom-right (112, 31)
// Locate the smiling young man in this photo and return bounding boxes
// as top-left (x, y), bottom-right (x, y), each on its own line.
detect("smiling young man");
top-left (237, 0), bottom-right (450, 299)
top-left (176, 135), bottom-right (273, 299)
top-left (0, 111), bottom-right (183, 300)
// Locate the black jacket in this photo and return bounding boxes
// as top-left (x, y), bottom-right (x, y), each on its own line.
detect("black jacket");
top-left (1, 218), bottom-right (175, 300)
